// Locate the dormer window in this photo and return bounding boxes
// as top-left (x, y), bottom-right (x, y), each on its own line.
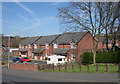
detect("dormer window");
top-left (34, 44), bottom-right (37, 49)
top-left (46, 44), bottom-right (49, 49)
top-left (71, 43), bottom-right (76, 49)
top-left (29, 45), bottom-right (31, 49)
top-left (54, 43), bottom-right (58, 49)
top-left (19, 45), bottom-right (21, 48)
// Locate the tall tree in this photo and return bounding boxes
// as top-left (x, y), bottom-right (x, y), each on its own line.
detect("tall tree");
top-left (57, 2), bottom-right (119, 64)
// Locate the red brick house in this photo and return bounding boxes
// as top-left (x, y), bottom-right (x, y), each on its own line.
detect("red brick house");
top-left (19, 31), bottom-right (104, 62)
top-left (95, 36), bottom-right (112, 49)
top-left (19, 36), bottom-right (41, 58)
top-left (52, 31), bottom-right (104, 62)
top-left (32, 34), bottom-right (60, 60)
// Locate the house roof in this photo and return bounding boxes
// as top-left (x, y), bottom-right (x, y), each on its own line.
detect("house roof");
top-left (54, 31), bottom-right (88, 45)
top-left (35, 34), bottom-right (60, 45)
top-left (20, 36), bottom-right (41, 45)
top-left (19, 49), bottom-right (27, 52)
top-left (96, 36), bottom-right (112, 44)
top-left (32, 48), bottom-right (45, 53)
top-left (53, 48), bottom-right (70, 54)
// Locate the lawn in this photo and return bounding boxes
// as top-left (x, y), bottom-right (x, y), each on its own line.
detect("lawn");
top-left (40, 64), bottom-right (119, 73)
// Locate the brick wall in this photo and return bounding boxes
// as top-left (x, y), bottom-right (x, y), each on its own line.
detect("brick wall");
top-left (76, 33), bottom-right (104, 59)
top-left (9, 63), bottom-right (38, 71)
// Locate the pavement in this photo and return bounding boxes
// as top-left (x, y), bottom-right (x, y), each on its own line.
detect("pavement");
top-left (1, 65), bottom-right (119, 83)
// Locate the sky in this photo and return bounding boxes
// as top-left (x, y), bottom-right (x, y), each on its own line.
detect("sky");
top-left (2, 2), bottom-right (69, 37)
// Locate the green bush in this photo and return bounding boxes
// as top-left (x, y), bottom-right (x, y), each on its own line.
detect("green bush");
top-left (82, 52), bottom-right (93, 65)
top-left (96, 51), bottom-right (120, 63)
top-left (82, 51), bottom-right (120, 64)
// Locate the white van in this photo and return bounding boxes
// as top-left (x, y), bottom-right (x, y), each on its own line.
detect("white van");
top-left (47, 55), bottom-right (66, 65)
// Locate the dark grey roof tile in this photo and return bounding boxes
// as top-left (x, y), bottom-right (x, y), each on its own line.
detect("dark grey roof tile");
top-left (53, 48), bottom-right (70, 54)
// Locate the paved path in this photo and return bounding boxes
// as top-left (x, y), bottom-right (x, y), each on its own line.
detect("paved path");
top-left (2, 66), bottom-right (119, 83)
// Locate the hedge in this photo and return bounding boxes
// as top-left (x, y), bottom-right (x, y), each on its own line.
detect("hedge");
top-left (82, 51), bottom-right (120, 64)
top-left (82, 52), bottom-right (93, 65)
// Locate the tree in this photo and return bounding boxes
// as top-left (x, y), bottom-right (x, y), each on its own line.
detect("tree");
top-left (102, 2), bottom-right (120, 51)
top-left (11, 36), bottom-right (21, 48)
top-left (57, 2), bottom-right (119, 64)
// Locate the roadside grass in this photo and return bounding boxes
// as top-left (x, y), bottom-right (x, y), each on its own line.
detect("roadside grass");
top-left (39, 64), bottom-right (118, 73)
top-left (31, 59), bottom-right (36, 62)
top-left (1, 55), bottom-right (20, 57)
top-left (2, 61), bottom-right (9, 64)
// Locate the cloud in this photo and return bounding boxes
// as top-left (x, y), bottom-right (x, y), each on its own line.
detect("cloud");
top-left (11, 0), bottom-right (35, 16)
top-left (18, 14), bottom-right (31, 22)
top-left (50, 2), bottom-right (63, 6)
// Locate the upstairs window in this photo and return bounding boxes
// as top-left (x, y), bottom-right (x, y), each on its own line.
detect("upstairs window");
top-left (46, 44), bottom-right (49, 49)
top-left (71, 43), bottom-right (76, 49)
top-left (29, 45), bottom-right (31, 49)
top-left (26, 46), bottom-right (27, 48)
top-left (22, 46), bottom-right (24, 49)
top-left (34, 44), bottom-right (37, 49)
top-left (54, 43), bottom-right (58, 49)
top-left (19, 45), bottom-right (21, 48)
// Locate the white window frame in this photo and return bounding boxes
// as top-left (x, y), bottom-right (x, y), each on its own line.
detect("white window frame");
top-left (22, 46), bottom-right (24, 49)
top-left (54, 43), bottom-right (58, 49)
top-left (116, 43), bottom-right (118, 46)
top-left (29, 45), bottom-right (31, 49)
top-left (34, 44), bottom-right (37, 49)
top-left (71, 43), bottom-right (76, 49)
top-left (71, 54), bottom-right (75, 60)
top-left (28, 51), bottom-right (31, 56)
top-left (108, 44), bottom-right (111, 46)
top-left (46, 44), bottom-right (49, 49)
top-left (19, 45), bottom-right (21, 48)
top-left (26, 45), bottom-right (28, 48)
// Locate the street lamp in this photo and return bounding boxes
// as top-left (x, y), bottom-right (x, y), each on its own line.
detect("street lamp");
top-left (6, 35), bottom-right (10, 69)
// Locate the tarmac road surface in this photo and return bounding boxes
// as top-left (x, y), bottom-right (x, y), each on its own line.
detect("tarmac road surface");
top-left (2, 66), bottom-right (119, 83)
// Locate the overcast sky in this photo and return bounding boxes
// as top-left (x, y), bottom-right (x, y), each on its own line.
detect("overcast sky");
top-left (2, 2), bottom-right (68, 37)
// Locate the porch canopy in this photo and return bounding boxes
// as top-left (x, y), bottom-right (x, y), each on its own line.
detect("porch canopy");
top-left (53, 48), bottom-right (70, 55)
top-left (19, 49), bottom-right (27, 52)
top-left (32, 48), bottom-right (45, 54)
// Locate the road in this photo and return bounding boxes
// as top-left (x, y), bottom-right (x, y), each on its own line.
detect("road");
top-left (2, 66), bottom-right (119, 83)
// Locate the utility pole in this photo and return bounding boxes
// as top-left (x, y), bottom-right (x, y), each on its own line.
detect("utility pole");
top-left (7, 35), bottom-right (10, 69)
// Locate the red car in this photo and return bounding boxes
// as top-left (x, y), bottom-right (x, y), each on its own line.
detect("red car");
top-left (21, 57), bottom-right (31, 62)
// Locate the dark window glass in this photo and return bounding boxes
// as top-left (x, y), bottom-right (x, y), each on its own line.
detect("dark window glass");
top-left (48, 58), bottom-right (50, 61)
top-left (58, 58), bottom-right (62, 61)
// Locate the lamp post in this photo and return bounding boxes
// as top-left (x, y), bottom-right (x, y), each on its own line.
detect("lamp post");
top-left (7, 35), bottom-right (10, 69)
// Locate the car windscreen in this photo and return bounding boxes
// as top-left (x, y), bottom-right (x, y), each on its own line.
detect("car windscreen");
top-left (23, 57), bottom-right (28, 59)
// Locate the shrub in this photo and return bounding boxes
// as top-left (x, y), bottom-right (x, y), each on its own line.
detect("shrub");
top-left (82, 51), bottom-right (120, 64)
top-left (82, 52), bottom-right (93, 65)
top-left (96, 51), bottom-right (120, 63)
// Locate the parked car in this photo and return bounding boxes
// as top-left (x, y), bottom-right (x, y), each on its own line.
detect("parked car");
top-left (21, 57), bottom-right (31, 62)
top-left (13, 57), bottom-right (23, 63)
